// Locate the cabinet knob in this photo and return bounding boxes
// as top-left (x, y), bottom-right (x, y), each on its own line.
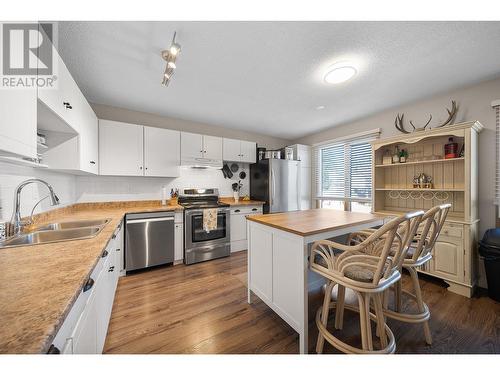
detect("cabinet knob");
top-left (139, 166), bottom-right (143, 170)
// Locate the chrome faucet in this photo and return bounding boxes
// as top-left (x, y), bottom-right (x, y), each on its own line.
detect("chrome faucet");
top-left (10, 179), bottom-right (60, 235)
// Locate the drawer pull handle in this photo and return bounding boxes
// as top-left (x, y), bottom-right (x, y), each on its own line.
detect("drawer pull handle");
top-left (235, 209), bottom-right (241, 213)
top-left (252, 208), bottom-right (257, 211)
top-left (83, 278), bottom-right (95, 292)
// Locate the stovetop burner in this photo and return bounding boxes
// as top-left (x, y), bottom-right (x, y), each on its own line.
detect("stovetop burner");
top-left (178, 188), bottom-right (229, 210)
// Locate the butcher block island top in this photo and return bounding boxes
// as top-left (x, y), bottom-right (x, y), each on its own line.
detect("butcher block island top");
top-left (246, 209), bottom-right (384, 236)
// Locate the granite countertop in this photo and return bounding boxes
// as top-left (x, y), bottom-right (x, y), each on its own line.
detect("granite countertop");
top-left (0, 201), bottom-right (182, 354)
top-left (246, 209), bottom-right (383, 236)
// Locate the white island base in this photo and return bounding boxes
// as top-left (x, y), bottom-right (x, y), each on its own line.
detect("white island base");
top-left (246, 210), bottom-right (384, 354)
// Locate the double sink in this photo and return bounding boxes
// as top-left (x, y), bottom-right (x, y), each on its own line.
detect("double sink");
top-left (0, 218), bottom-right (111, 249)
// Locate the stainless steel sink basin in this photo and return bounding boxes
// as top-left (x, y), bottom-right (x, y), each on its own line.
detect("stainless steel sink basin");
top-left (0, 223), bottom-right (108, 249)
top-left (33, 218), bottom-right (111, 231)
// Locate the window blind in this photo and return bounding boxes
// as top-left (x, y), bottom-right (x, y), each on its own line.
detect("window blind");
top-left (312, 129), bottom-right (380, 206)
top-left (495, 103), bottom-right (500, 206)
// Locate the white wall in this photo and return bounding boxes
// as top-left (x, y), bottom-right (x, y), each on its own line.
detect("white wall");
top-left (76, 164), bottom-right (250, 203)
top-left (92, 103), bottom-right (289, 150)
top-left (0, 162), bottom-right (76, 221)
top-left (294, 77), bottom-right (500, 238)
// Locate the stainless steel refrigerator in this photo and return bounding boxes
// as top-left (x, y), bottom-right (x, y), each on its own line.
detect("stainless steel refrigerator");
top-left (250, 159), bottom-right (301, 214)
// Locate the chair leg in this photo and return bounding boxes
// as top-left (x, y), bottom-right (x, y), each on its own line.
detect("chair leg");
top-left (357, 293), bottom-right (373, 351)
top-left (335, 285), bottom-right (346, 330)
top-left (408, 267), bottom-right (432, 345)
top-left (316, 282), bottom-right (335, 353)
top-left (394, 279), bottom-right (402, 313)
top-left (373, 294), bottom-right (388, 348)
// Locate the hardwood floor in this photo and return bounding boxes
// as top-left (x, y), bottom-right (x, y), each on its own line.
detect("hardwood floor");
top-left (104, 251), bottom-right (500, 354)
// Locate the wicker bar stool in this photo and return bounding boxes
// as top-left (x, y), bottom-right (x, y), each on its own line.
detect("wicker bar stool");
top-left (348, 204), bottom-right (451, 345)
top-left (310, 210), bottom-right (423, 354)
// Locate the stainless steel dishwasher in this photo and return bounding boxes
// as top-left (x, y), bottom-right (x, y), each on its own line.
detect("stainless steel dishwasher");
top-left (125, 211), bottom-right (175, 272)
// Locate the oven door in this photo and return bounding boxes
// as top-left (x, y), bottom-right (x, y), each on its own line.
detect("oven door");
top-left (184, 208), bottom-right (230, 250)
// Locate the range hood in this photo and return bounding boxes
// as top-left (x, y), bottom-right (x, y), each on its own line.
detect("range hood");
top-left (181, 157), bottom-right (223, 169)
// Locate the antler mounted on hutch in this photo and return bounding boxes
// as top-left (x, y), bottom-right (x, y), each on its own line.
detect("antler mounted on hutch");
top-left (394, 100), bottom-right (459, 134)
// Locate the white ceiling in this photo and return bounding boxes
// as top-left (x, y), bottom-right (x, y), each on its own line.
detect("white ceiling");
top-left (58, 21), bottom-right (500, 140)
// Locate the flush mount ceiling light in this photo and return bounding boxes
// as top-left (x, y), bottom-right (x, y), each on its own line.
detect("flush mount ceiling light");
top-left (161, 31), bottom-right (181, 86)
top-left (323, 62), bottom-right (357, 84)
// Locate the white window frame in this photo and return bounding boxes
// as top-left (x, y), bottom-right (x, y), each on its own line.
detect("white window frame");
top-left (312, 128), bottom-right (380, 211)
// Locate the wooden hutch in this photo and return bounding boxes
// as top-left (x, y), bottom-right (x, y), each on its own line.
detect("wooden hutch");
top-left (371, 121), bottom-right (483, 297)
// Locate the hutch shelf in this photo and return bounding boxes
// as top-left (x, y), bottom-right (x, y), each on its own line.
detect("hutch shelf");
top-left (371, 121), bottom-right (483, 297)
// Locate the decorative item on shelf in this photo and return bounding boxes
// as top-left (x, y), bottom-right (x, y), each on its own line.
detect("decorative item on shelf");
top-left (169, 188), bottom-right (179, 206)
top-left (392, 145), bottom-right (400, 163)
top-left (232, 180), bottom-right (243, 202)
top-left (444, 137), bottom-right (458, 159)
top-left (394, 100), bottom-right (459, 134)
top-left (399, 148), bottom-right (408, 163)
top-left (239, 171), bottom-right (246, 179)
top-left (413, 173), bottom-right (433, 189)
top-left (242, 195), bottom-right (250, 201)
top-left (222, 164), bottom-right (233, 179)
top-left (382, 149), bottom-right (392, 165)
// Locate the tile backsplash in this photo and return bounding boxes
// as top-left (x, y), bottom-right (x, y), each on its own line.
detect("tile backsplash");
top-left (0, 162), bottom-right (250, 220)
top-left (0, 162), bottom-right (76, 221)
top-left (76, 164), bottom-right (250, 203)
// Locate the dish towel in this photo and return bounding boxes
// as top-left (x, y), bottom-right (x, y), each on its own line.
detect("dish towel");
top-left (203, 208), bottom-right (218, 233)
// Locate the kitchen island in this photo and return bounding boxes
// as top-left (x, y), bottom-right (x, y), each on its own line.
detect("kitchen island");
top-left (246, 209), bottom-right (384, 354)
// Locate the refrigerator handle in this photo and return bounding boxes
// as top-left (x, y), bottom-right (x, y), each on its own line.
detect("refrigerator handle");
top-left (297, 164), bottom-right (301, 210)
top-left (270, 167), bottom-right (276, 208)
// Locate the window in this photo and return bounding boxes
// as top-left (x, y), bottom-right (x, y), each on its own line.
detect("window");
top-left (313, 129), bottom-right (380, 212)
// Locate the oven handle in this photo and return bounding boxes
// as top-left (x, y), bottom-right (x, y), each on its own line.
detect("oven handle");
top-left (185, 208), bottom-right (229, 215)
top-left (126, 217), bottom-right (174, 224)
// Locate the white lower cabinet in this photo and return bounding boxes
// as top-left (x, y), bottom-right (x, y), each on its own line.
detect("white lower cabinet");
top-left (50, 223), bottom-right (122, 354)
top-left (230, 205), bottom-right (263, 252)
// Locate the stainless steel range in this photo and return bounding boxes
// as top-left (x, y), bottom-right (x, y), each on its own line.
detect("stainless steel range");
top-left (179, 188), bottom-right (230, 265)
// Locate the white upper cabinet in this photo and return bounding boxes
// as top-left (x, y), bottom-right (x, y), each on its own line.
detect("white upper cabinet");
top-left (99, 120), bottom-right (180, 177)
top-left (203, 135), bottom-right (223, 160)
top-left (99, 120), bottom-right (144, 176)
top-left (181, 132), bottom-right (223, 166)
top-left (222, 138), bottom-right (241, 161)
top-left (144, 127), bottom-right (180, 177)
top-left (223, 138), bottom-right (256, 163)
top-left (181, 132), bottom-right (204, 160)
top-left (240, 140), bottom-right (257, 163)
top-left (0, 89), bottom-right (37, 159)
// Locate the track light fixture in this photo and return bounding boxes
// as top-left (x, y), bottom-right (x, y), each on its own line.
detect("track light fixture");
top-left (161, 31), bottom-right (181, 86)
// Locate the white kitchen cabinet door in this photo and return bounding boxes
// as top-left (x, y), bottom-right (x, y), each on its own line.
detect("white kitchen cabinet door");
top-left (77, 108), bottom-right (99, 174)
top-left (230, 212), bottom-right (247, 242)
top-left (432, 240), bottom-right (464, 282)
top-left (240, 140), bottom-right (257, 163)
top-left (144, 126), bottom-right (180, 177)
top-left (203, 135), bottom-right (223, 160)
top-left (223, 138), bottom-right (241, 162)
top-left (99, 120), bottom-right (144, 176)
top-left (72, 290), bottom-right (98, 354)
top-left (181, 132), bottom-right (204, 160)
top-left (174, 223), bottom-right (184, 261)
top-left (37, 29), bottom-right (79, 132)
top-left (0, 89), bottom-right (37, 158)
